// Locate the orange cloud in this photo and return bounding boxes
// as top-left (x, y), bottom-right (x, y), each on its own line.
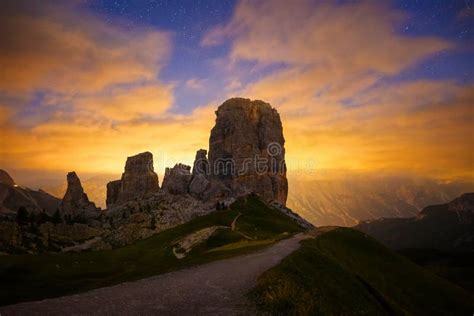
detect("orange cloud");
top-left (0, 2), bottom-right (171, 94)
top-left (1, 0), bottom-right (472, 185)
top-left (203, 0), bottom-right (472, 180)
top-left (272, 81), bottom-right (474, 179)
top-left (77, 84), bottom-right (175, 121)
top-left (203, 0), bottom-right (450, 74)
top-left (0, 104), bottom-right (215, 176)
top-left (0, 1), bottom-right (190, 176)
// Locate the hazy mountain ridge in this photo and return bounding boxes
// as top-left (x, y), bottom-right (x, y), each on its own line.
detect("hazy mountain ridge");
top-left (16, 172), bottom-right (473, 226)
top-left (287, 173), bottom-right (474, 226)
top-left (7, 170), bottom-right (473, 228)
top-left (0, 169), bottom-right (61, 216)
top-left (355, 193), bottom-right (474, 251)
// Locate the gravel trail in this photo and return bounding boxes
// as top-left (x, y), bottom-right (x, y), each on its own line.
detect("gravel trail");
top-left (1, 234), bottom-right (308, 315)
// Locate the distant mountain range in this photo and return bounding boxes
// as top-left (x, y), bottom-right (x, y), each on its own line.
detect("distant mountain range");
top-left (287, 173), bottom-right (474, 226)
top-left (0, 169), bottom-right (60, 216)
top-left (36, 172), bottom-right (474, 223)
top-left (355, 193), bottom-right (474, 252)
top-left (8, 171), bottom-right (474, 227)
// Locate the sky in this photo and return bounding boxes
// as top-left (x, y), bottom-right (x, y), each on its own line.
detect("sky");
top-left (0, 0), bottom-right (473, 185)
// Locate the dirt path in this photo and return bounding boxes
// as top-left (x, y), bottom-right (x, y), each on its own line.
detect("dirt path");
top-left (231, 212), bottom-right (242, 230)
top-left (1, 234), bottom-right (309, 315)
top-left (230, 213), bottom-right (254, 240)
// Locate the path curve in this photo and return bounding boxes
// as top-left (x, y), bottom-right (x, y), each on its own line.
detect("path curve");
top-left (1, 234), bottom-right (309, 315)
top-left (231, 213), bottom-right (242, 231)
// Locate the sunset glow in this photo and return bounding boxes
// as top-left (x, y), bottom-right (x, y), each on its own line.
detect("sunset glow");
top-left (1, 0), bottom-right (473, 182)
top-left (1, 2), bottom-right (474, 312)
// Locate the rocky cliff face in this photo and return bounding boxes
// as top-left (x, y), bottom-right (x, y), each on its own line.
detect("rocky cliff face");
top-left (189, 149), bottom-right (211, 197)
top-left (106, 152), bottom-right (159, 208)
top-left (0, 98), bottom-right (306, 254)
top-left (60, 172), bottom-right (99, 216)
top-left (192, 149), bottom-right (209, 176)
top-left (161, 164), bottom-right (192, 195)
top-left (208, 98), bottom-right (288, 205)
top-left (47, 99), bottom-right (288, 209)
top-left (106, 180), bottom-right (121, 207)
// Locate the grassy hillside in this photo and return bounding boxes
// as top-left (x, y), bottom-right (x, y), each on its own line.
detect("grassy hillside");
top-left (400, 248), bottom-right (474, 294)
top-left (250, 227), bottom-right (474, 315)
top-left (0, 194), bottom-right (302, 306)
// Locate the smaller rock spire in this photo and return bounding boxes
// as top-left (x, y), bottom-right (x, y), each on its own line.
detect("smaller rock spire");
top-left (192, 149), bottom-right (209, 176)
top-left (162, 164), bottom-right (192, 195)
top-left (61, 171), bottom-right (99, 215)
top-left (106, 152), bottom-right (160, 208)
top-left (189, 150), bottom-right (211, 197)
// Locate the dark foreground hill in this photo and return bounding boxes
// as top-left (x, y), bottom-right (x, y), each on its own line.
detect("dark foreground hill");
top-left (0, 234), bottom-right (308, 314)
top-left (250, 227), bottom-right (474, 315)
top-left (1, 198), bottom-right (473, 314)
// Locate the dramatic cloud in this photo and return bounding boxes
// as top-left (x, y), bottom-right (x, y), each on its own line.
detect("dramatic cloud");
top-left (0, 1), bottom-right (200, 176)
top-left (203, 0), bottom-right (472, 179)
top-left (0, 104), bottom-right (215, 175)
top-left (0, 1), bottom-right (171, 93)
top-left (77, 84), bottom-right (174, 121)
top-left (203, 0), bottom-right (450, 73)
top-left (1, 0), bottom-right (472, 185)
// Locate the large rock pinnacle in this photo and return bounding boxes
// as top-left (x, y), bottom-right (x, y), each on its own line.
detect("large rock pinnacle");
top-left (104, 99), bottom-right (288, 208)
top-left (61, 171), bottom-right (99, 215)
top-left (208, 98), bottom-right (288, 205)
top-left (106, 152), bottom-right (159, 208)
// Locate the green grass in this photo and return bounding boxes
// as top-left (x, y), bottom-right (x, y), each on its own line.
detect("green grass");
top-left (250, 227), bottom-right (474, 315)
top-left (207, 239), bottom-right (276, 252)
top-left (399, 248), bottom-right (474, 294)
top-left (0, 194), bottom-right (302, 306)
